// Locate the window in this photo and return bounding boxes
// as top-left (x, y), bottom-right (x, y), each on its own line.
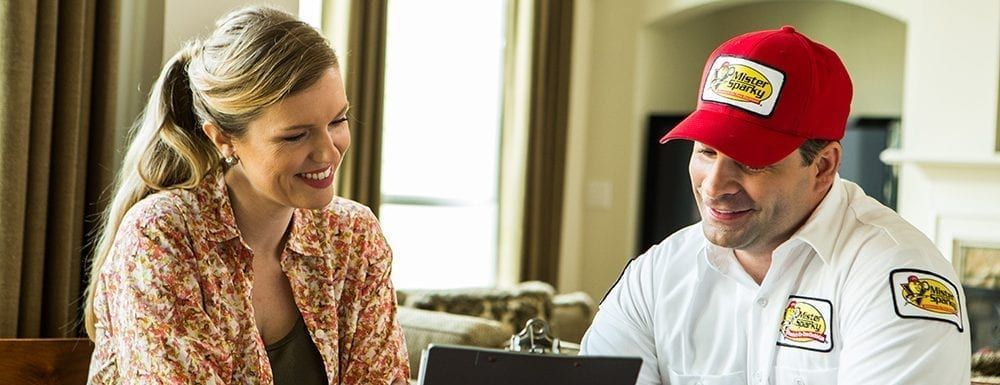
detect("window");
top-left (379, 0), bottom-right (508, 289)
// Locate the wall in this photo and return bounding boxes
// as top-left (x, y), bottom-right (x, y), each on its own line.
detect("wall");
top-left (643, 2), bottom-right (906, 116)
top-left (558, 0), bottom-right (644, 298)
top-left (162, 0), bottom-right (300, 61)
top-left (114, 0), bottom-right (300, 159)
top-left (889, 0), bottom-right (1000, 261)
top-left (560, 0), bottom-right (1000, 301)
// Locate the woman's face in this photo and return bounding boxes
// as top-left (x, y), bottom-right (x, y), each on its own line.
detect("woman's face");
top-left (228, 67), bottom-right (350, 211)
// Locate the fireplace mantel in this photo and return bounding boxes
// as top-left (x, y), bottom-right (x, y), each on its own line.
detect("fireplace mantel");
top-left (880, 149), bottom-right (1000, 169)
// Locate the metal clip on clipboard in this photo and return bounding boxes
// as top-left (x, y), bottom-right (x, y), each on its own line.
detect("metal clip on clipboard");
top-left (506, 318), bottom-right (581, 355)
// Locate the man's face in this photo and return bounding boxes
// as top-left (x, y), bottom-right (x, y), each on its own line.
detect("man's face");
top-left (688, 141), bottom-right (822, 256)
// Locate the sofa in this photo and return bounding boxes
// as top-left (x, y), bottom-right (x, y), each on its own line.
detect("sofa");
top-left (396, 281), bottom-right (596, 380)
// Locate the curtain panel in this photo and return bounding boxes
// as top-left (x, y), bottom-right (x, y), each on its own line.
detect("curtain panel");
top-left (0, 0), bottom-right (120, 337)
top-left (337, 0), bottom-right (388, 215)
top-left (520, 0), bottom-right (574, 286)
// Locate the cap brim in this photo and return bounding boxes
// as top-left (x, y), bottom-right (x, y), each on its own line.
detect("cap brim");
top-left (659, 109), bottom-right (807, 168)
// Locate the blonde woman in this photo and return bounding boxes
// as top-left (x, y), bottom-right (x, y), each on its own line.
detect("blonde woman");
top-left (84, 7), bottom-right (409, 384)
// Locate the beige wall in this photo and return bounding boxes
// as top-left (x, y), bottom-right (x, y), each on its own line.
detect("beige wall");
top-left (890, 0), bottom-right (1000, 261)
top-left (162, 0), bottom-right (300, 62)
top-left (114, 0), bottom-right (165, 166)
top-left (558, 0), bottom-right (644, 298)
top-left (114, 0), bottom-right (300, 159)
top-left (561, 0), bottom-right (1000, 300)
top-left (643, 1), bottom-right (906, 116)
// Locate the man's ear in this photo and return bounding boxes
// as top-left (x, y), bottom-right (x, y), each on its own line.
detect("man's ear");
top-left (813, 142), bottom-right (841, 192)
top-left (202, 122), bottom-right (235, 157)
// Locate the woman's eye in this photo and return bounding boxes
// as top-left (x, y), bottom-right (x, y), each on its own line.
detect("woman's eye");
top-left (329, 117), bottom-right (348, 127)
top-left (283, 132), bottom-right (307, 142)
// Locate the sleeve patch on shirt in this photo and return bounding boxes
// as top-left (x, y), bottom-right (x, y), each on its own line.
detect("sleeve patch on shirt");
top-left (889, 268), bottom-right (963, 332)
top-left (777, 295), bottom-right (834, 353)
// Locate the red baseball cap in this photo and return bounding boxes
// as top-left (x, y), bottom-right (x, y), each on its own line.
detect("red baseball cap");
top-left (660, 26), bottom-right (853, 168)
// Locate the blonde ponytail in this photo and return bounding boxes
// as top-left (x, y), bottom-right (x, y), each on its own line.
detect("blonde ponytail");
top-left (84, 6), bottom-right (339, 338)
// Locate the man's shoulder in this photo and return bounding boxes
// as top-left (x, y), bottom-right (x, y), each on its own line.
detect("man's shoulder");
top-left (642, 223), bottom-right (705, 262)
top-left (832, 184), bottom-right (939, 262)
top-left (832, 185), bottom-right (959, 292)
top-left (618, 224), bottom-right (706, 284)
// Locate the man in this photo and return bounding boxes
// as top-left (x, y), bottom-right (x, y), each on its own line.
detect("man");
top-left (580, 26), bottom-right (970, 384)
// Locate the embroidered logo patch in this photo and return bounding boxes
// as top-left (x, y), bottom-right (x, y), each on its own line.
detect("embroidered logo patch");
top-left (701, 56), bottom-right (785, 116)
top-left (777, 296), bottom-right (833, 352)
top-left (890, 269), bottom-right (963, 331)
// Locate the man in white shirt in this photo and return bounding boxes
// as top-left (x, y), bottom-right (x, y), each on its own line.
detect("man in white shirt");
top-left (580, 26), bottom-right (971, 385)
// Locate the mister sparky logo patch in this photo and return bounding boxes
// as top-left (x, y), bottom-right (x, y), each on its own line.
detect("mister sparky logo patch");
top-left (777, 296), bottom-right (833, 352)
top-left (890, 269), bottom-right (963, 331)
top-left (701, 56), bottom-right (784, 116)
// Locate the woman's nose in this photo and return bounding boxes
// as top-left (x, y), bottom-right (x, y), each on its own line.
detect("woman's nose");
top-left (312, 129), bottom-right (340, 164)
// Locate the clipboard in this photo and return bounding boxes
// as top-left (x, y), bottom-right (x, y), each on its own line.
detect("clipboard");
top-left (417, 344), bottom-right (642, 385)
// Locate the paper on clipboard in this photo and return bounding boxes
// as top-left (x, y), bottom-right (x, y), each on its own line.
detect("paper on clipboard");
top-left (417, 344), bottom-right (642, 385)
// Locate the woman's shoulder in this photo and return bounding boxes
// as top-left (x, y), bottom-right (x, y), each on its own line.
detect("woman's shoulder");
top-left (326, 196), bottom-right (376, 220)
top-left (107, 188), bottom-right (204, 274)
top-left (120, 187), bottom-right (201, 234)
top-left (301, 197), bottom-right (378, 229)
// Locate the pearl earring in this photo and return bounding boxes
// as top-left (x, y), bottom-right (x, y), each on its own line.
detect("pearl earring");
top-left (224, 154), bottom-right (239, 167)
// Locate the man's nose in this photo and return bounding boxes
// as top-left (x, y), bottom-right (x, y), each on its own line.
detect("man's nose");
top-left (700, 158), bottom-right (741, 199)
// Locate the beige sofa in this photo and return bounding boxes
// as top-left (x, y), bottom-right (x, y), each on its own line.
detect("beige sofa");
top-left (396, 281), bottom-right (596, 380)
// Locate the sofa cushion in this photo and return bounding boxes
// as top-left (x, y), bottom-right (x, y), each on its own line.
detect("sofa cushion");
top-left (399, 281), bottom-right (555, 334)
top-left (549, 291), bottom-right (596, 343)
top-left (397, 307), bottom-right (512, 378)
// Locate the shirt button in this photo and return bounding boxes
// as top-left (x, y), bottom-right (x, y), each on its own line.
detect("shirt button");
top-left (753, 371), bottom-right (763, 383)
top-left (757, 298), bottom-right (768, 307)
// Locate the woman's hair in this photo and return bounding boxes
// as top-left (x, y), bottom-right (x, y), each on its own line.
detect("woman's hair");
top-left (84, 6), bottom-right (339, 338)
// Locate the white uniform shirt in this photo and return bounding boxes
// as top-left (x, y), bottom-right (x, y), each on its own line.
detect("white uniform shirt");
top-left (581, 178), bottom-right (970, 385)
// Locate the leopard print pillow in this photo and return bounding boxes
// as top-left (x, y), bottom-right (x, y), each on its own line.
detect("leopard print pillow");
top-left (398, 281), bottom-right (556, 334)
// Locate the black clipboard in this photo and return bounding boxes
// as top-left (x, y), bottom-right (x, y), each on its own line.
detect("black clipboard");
top-left (417, 344), bottom-right (642, 385)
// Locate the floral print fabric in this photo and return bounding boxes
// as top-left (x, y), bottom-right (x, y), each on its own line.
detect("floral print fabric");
top-left (87, 171), bottom-right (409, 384)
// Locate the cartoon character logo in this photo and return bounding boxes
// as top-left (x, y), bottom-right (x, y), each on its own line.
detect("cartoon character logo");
top-left (900, 275), bottom-right (959, 315)
top-left (780, 300), bottom-right (827, 343)
top-left (708, 62), bottom-right (774, 105)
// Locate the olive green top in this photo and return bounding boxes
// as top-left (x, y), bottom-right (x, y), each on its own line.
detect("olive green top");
top-left (266, 313), bottom-right (328, 385)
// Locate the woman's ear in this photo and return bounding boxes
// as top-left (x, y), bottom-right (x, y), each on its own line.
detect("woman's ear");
top-left (202, 122), bottom-right (235, 157)
top-left (813, 142), bottom-right (842, 192)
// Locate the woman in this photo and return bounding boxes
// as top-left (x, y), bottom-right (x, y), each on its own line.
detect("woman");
top-left (84, 7), bottom-right (409, 384)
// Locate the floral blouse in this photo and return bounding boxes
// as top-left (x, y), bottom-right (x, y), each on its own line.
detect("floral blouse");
top-left (87, 171), bottom-right (410, 384)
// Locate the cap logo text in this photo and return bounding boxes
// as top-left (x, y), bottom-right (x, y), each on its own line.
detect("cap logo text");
top-left (701, 56), bottom-right (785, 116)
top-left (710, 63), bottom-right (773, 104)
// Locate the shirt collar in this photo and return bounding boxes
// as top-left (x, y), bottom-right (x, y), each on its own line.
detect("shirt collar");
top-left (196, 169), bottom-right (328, 257)
top-left (699, 176), bottom-right (848, 268)
top-left (787, 175), bottom-right (848, 265)
top-left (286, 208), bottom-right (328, 257)
top-left (197, 169), bottom-right (240, 243)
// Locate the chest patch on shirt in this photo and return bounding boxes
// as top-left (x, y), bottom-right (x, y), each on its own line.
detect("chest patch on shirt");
top-left (889, 268), bottom-right (963, 331)
top-left (777, 296), bottom-right (834, 352)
